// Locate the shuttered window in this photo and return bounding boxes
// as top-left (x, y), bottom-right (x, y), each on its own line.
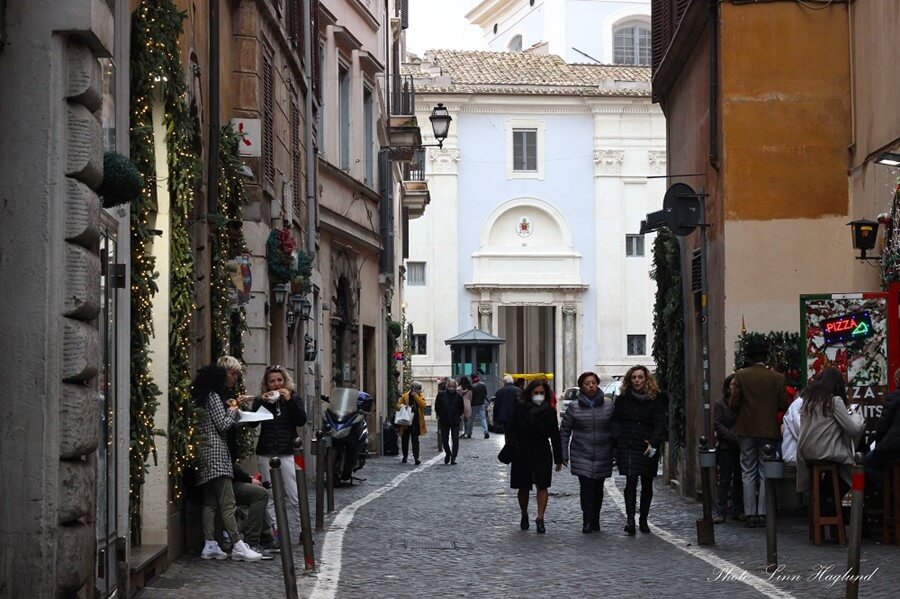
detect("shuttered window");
top-left (311, 0), bottom-right (321, 102)
top-left (291, 100), bottom-right (302, 220)
top-left (263, 52), bottom-right (275, 187)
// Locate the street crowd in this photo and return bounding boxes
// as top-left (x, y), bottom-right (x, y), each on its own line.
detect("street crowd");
top-left (186, 336), bottom-right (900, 564)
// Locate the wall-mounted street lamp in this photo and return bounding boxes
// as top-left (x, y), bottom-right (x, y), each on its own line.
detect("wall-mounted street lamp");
top-left (847, 219), bottom-right (881, 261)
top-left (286, 294), bottom-right (312, 344)
top-left (273, 283), bottom-right (289, 306)
top-left (304, 334), bottom-right (317, 362)
top-left (875, 152), bottom-right (900, 167)
top-left (428, 103), bottom-right (452, 149)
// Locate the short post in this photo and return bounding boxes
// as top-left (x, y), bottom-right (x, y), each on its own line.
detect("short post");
top-left (846, 453), bottom-right (865, 599)
top-left (697, 436), bottom-right (716, 545)
top-left (762, 443), bottom-right (784, 572)
top-left (314, 429), bottom-right (325, 532)
top-left (293, 437), bottom-right (316, 572)
top-left (326, 434), bottom-right (335, 513)
top-left (269, 457), bottom-right (298, 599)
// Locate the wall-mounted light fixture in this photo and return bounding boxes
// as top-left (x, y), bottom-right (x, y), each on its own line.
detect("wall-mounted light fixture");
top-left (285, 293), bottom-right (312, 344)
top-left (428, 103), bottom-right (452, 149)
top-left (304, 334), bottom-right (317, 362)
top-left (847, 218), bottom-right (881, 260)
top-left (875, 152), bottom-right (900, 167)
top-left (273, 283), bottom-right (289, 306)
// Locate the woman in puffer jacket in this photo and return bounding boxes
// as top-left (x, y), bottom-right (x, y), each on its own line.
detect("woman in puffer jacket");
top-left (249, 364), bottom-right (308, 540)
top-left (613, 365), bottom-right (668, 535)
top-left (560, 371), bottom-right (616, 533)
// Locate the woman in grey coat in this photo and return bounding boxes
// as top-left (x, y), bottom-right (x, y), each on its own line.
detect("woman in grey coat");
top-left (560, 371), bottom-right (616, 533)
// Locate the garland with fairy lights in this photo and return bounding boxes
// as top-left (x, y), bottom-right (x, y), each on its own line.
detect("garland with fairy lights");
top-left (129, 0), bottom-right (200, 541)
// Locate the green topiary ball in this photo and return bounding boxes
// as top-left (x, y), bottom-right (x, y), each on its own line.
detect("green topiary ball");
top-left (98, 151), bottom-right (144, 208)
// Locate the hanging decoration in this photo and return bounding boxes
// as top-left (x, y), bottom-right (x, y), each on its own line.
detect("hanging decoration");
top-left (129, 0), bottom-right (201, 542)
top-left (98, 151), bottom-right (144, 208)
top-left (881, 181), bottom-right (900, 286)
top-left (266, 227), bottom-right (312, 287)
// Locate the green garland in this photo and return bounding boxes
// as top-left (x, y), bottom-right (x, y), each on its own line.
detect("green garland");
top-left (266, 227), bottom-right (312, 286)
top-left (651, 229), bottom-right (686, 449)
top-left (129, 0), bottom-right (201, 539)
top-left (386, 319), bottom-right (401, 416)
top-left (734, 331), bottom-right (802, 389)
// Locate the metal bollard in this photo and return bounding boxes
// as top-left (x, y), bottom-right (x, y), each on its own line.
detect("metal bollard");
top-left (326, 434), bottom-right (335, 513)
top-left (696, 436), bottom-right (716, 545)
top-left (846, 453), bottom-right (865, 599)
top-left (293, 437), bottom-right (316, 572)
top-left (314, 430), bottom-right (325, 532)
top-left (762, 443), bottom-right (784, 571)
top-left (269, 457), bottom-right (299, 599)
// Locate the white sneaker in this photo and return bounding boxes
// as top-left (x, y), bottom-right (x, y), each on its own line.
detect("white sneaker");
top-left (230, 539), bottom-right (262, 562)
top-left (200, 540), bottom-right (228, 560)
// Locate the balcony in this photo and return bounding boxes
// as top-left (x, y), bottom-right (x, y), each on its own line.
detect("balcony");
top-left (387, 74), bottom-right (421, 161)
top-left (400, 149), bottom-right (429, 219)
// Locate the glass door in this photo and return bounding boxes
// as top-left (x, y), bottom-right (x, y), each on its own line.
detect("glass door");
top-left (96, 215), bottom-right (118, 597)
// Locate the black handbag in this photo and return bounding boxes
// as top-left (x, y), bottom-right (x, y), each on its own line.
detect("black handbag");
top-left (498, 443), bottom-right (516, 464)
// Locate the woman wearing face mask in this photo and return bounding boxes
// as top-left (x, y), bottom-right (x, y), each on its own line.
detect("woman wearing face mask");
top-left (505, 379), bottom-right (563, 534)
top-left (612, 365), bottom-right (668, 535)
top-left (249, 364), bottom-right (308, 543)
top-left (560, 371), bottom-right (616, 533)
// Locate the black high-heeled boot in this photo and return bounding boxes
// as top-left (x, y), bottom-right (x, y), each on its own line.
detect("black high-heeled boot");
top-left (624, 513), bottom-right (636, 536)
top-left (535, 519), bottom-right (546, 534)
top-left (582, 515), bottom-right (592, 534)
top-left (520, 512), bottom-right (529, 531)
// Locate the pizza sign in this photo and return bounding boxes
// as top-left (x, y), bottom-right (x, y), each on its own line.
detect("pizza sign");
top-left (821, 311), bottom-right (874, 345)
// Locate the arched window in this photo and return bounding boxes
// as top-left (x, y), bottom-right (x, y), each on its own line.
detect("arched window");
top-left (613, 21), bottom-right (650, 65)
top-left (507, 34), bottom-right (523, 52)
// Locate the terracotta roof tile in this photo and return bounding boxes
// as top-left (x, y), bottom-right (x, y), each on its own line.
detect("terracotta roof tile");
top-left (403, 49), bottom-right (651, 97)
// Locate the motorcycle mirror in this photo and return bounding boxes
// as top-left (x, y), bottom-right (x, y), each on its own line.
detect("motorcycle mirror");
top-left (320, 394), bottom-right (330, 403)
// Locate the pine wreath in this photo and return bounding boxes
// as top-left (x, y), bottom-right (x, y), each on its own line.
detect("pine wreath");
top-left (266, 227), bottom-right (312, 285)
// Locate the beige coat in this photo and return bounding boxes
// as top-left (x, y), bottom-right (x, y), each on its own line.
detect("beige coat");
top-left (796, 396), bottom-right (865, 492)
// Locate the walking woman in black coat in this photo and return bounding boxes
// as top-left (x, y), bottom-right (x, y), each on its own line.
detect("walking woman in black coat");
top-left (506, 379), bottom-right (563, 534)
top-left (613, 365), bottom-right (668, 535)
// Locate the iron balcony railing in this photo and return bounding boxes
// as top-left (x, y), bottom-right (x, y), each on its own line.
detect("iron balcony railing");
top-left (402, 150), bottom-right (426, 181)
top-left (389, 73), bottom-right (415, 117)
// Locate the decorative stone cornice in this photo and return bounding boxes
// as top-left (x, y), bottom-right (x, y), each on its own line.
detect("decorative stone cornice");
top-left (593, 149), bottom-right (624, 175)
top-left (478, 303), bottom-right (493, 314)
top-left (562, 304), bottom-right (577, 315)
top-left (648, 150), bottom-right (666, 175)
top-left (429, 147), bottom-right (460, 174)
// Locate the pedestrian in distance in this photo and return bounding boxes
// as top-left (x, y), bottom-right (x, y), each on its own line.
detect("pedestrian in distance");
top-left (246, 363), bottom-right (308, 543)
top-left (193, 359), bottom-right (262, 562)
top-left (458, 375), bottom-right (474, 438)
top-left (435, 378), bottom-right (465, 464)
top-left (560, 371), bottom-right (616, 533)
top-left (468, 374), bottom-right (490, 439)
top-left (796, 367), bottom-right (864, 498)
top-left (613, 365), bottom-right (668, 535)
top-left (713, 375), bottom-right (744, 524)
top-left (729, 338), bottom-right (788, 528)
top-left (493, 375), bottom-right (520, 433)
top-left (866, 368), bottom-right (900, 489)
top-left (397, 381), bottom-right (427, 465)
top-left (505, 379), bottom-right (563, 534)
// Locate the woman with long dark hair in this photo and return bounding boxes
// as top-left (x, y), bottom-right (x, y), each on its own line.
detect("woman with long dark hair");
top-left (506, 379), bottom-right (563, 534)
top-left (560, 371), bottom-right (616, 533)
top-left (458, 375), bottom-right (474, 438)
top-left (193, 360), bottom-right (262, 561)
top-left (613, 365), bottom-right (668, 534)
top-left (797, 367), bottom-right (864, 495)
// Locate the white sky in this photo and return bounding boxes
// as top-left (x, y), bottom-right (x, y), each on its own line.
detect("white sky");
top-left (406, 0), bottom-right (486, 56)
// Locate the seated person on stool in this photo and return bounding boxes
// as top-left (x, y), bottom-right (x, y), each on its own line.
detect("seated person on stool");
top-left (866, 370), bottom-right (900, 489)
top-left (797, 368), bottom-right (865, 501)
top-left (227, 427), bottom-right (279, 557)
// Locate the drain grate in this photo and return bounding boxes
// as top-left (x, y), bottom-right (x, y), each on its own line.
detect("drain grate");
top-left (404, 540), bottom-right (467, 550)
top-left (145, 576), bottom-right (188, 590)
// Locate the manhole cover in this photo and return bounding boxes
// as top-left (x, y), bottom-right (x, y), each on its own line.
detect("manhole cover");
top-left (145, 576), bottom-right (188, 590)
top-left (404, 540), bottom-right (467, 550)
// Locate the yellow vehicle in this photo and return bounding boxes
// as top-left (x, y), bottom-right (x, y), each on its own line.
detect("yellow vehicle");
top-left (503, 372), bottom-right (554, 382)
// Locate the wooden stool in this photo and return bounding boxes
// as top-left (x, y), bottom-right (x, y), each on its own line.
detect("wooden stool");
top-left (808, 461), bottom-right (846, 545)
top-left (883, 460), bottom-right (900, 545)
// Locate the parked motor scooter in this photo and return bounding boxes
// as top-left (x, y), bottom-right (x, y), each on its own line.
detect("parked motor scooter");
top-left (322, 387), bottom-right (372, 483)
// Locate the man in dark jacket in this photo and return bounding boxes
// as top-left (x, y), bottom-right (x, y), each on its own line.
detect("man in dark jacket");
top-left (493, 376), bottom-right (520, 433)
top-left (866, 369), bottom-right (900, 488)
top-left (713, 375), bottom-right (743, 523)
top-left (434, 378), bottom-right (464, 464)
top-left (731, 339), bottom-right (787, 527)
top-left (468, 374), bottom-right (490, 439)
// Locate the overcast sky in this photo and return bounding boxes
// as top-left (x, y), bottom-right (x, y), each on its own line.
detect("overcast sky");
top-left (406, 0), bottom-right (486, 56)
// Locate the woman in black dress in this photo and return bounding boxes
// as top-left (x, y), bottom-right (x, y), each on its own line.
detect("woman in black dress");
top-left (506, 379), bottom-right (563, 534)
top-left (613, 365), bottom-right (668, 535)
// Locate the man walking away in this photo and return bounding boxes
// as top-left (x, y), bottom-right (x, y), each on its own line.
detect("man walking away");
top-left (435, 378), bottom-right (464, 464)
top-left (730, 338), bottom-right (787, 528)
top-left (493, 375), bottom-right (520, 433)
top-left (469, 375), bottom-right (490, 439)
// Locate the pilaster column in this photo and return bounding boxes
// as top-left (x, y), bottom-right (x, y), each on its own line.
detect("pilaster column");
top-left (562, 304), bottom-right (577, 389)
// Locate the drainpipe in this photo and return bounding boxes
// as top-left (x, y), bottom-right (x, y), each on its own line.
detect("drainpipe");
top-left (304, 0), bottom-right (317, 258)
top-left (709, 0), bottom-right (719, 170)
top-left (0, 0), bottom-right (8, 52)
top-left (209, 0), bottom-right (220, 214)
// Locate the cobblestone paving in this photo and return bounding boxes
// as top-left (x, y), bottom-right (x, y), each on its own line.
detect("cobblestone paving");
top-left (138, 433), bottom-right (899, 599)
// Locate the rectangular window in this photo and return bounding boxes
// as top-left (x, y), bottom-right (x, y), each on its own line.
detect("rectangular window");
top-left (262, 52), bottom-right (275, 186)
top-left (626, 234), bottom-right (645, 257)
top-left (339, 63), bottom-right (351, 170)
top-left (363, 87), bottom-right (374, 186)
top-left (411, 334), bottom-right (427, 355)
top-left (512, 128), bottom-right (537, 171)
top-left (627, 334), bottom-right (647, 356)
top-left (407, 261), bottom-right (425, 286)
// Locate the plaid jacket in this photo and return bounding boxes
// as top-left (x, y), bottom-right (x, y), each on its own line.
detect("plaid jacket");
top-left (196, 392), bottom-right (237, 485)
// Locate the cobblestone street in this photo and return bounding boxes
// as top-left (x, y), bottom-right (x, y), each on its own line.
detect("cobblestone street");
top-left (139, 434), bottom-right (899, 599)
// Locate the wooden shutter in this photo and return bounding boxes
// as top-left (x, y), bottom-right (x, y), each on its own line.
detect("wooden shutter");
top-left (310, 0), bottom-right (321, 102)
top-left (291, 100), bottom-right (302, 221)
top-left (651, 0), bottom-right (670, 73)
top-left (378, 151), bottom-right (394, 276)
top-left (400, 0), bottom-right (409, 30)
top-left (263, 53), bottom-right (275, 186)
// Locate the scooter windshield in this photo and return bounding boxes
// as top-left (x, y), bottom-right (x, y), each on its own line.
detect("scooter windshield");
top-left (329, 387), bottom-right (359, 418)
